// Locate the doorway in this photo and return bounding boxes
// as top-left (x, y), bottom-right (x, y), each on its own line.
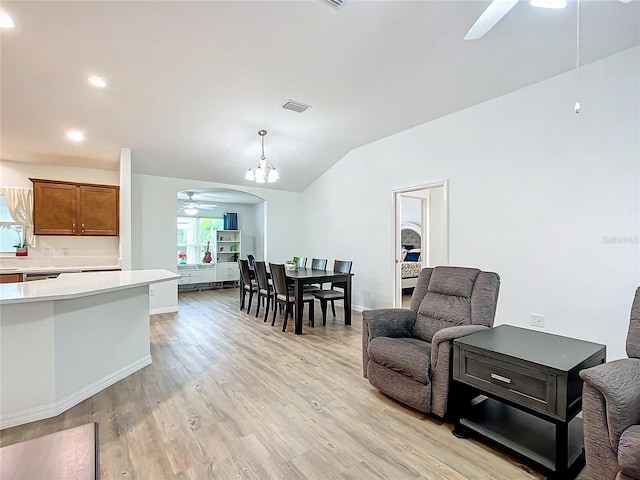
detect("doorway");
top-left (393, 181), bottom-right (449, 307)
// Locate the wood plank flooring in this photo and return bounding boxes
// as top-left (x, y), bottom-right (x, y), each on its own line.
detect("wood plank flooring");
top-left (1, 288), bottom-right (584, 479)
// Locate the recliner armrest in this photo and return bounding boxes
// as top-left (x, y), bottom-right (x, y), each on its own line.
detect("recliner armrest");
top-left (362, 308), bottom-right (416, 340)
top-left (430, 325), bottom-right (490, 369)
top-left (580, 358), bottom-right (640, 449)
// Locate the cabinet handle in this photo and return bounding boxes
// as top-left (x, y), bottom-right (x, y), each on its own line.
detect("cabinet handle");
top-left (72, 222), bottom-right (76, 233)
top-left (491, 373), bottom-right (512, 384)
top-left (81, 223), bottom-right (85, 233)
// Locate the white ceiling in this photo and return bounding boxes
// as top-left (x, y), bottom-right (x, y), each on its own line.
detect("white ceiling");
top-left (1, 1), bottom-right (638, 192)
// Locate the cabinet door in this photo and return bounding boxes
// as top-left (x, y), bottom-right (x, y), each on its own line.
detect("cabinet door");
top-left (228, 263), bottom-right (239, 281)
top-left (33, 181), bottom-right (77, 235)
top-left (78, 186), bottom-right (119, 236)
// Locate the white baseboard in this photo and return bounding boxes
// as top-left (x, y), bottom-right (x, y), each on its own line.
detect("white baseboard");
top-left (0, 355), bottom-right (152, 430)
top-left (150, 306), bottom-right (178, 315)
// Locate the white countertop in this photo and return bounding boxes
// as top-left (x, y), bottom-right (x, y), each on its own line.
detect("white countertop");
top-left (0, 265), bottom-right (121, 274)
top-left (0, 269), bottom-right (179, 305)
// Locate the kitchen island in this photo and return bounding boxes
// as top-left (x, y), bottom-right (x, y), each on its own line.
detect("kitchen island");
top-left (0, 269), bottom-right (179, 429)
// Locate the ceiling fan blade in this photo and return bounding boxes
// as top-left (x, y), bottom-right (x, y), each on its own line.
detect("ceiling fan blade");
top-left (464, 0), bottom-right (520, 40)
top-left (618, 0), bottom-right (632, 3)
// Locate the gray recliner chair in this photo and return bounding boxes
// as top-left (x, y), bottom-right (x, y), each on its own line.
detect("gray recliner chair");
top-left (579, 287), bottom-right (640, 480)
top-left (362, 266), bottom-right (500, 418)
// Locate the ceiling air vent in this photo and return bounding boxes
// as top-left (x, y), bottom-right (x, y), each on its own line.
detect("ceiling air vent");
top-left (281, 100), bottom-right (311, 113)
top-left (320, 0), bottom-right (348, 11)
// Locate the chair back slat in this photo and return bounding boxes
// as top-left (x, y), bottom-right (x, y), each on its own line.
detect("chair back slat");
top-left (254, 261), bottom-right (270, 291)
top-left (311, 258), bottom-right (327, 270)
top-left (332, 260), bottom-right (352, 289)
top-left (269, 263), bottom-right (289, 297)
top-left (239, 259), bottom-right (253, 285)
top-left (247, 254), bottom-right (256, 269)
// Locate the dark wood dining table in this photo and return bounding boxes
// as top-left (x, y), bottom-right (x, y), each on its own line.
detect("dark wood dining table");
top-left (244, 266), bottom-right (353, 335)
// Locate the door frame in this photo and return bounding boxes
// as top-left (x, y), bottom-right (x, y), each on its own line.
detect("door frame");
top-left (392, 180), bottom-right (449, 307)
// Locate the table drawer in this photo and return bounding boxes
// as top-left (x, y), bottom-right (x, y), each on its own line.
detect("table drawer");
top-left (458, 350), bottom-right (558, 416)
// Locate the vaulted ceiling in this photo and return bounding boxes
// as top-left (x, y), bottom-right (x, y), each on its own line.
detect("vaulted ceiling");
top-left (1, 1), bottom-right (638, 192)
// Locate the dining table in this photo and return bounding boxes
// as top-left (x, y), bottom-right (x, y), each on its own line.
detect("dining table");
top-left (244, 266), bottom-right (353, 335)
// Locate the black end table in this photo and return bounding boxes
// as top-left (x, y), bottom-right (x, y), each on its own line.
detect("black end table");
top-left (452, 325), bottom-right (606, 479)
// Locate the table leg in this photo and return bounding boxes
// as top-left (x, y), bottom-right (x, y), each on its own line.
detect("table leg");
top-left (344, 274), bottom-right (352, 325)
top-left (555, 421), bottom-right (568, 476)
top-left (294, 280), bottom-right (303, 335)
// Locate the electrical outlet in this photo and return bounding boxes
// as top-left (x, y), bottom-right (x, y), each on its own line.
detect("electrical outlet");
top-left (531, 313), bottom-right (545, 328)
top-left (149, 287), bottom-right (155, 296)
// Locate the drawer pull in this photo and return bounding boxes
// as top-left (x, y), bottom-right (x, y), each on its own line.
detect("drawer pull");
top-left (491, 373), bottom-right (512, 384)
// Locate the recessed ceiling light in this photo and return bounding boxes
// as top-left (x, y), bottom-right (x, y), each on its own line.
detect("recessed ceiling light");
top-left (88, 76), bottom-right (107, 88)
top-left (66, 130), bottom-right (84, 142)
top-left (0, 11), bottom-right (15, 29)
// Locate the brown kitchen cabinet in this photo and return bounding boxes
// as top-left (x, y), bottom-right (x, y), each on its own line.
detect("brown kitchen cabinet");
top-left (31, 179), bottom-right (119, 236)
top-left (0, 273), bottom-right (23, 283)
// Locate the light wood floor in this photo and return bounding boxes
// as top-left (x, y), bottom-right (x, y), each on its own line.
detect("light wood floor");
top-left (1, 288), bottom-right (585, 479)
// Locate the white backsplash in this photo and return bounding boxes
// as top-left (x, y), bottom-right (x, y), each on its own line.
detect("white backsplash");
top-left (0, 235), bottom-right (120, 268)
top-left (0, 255), bottom-right (120, 269)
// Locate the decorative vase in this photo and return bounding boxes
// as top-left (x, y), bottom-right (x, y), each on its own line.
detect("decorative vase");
top-left (16, 247), bottom-right (28, 257)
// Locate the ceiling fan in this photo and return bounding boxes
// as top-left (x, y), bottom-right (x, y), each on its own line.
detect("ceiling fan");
top-left (179, 192), bottom-right (218, 216)
top-left (464, 0), bottom-right (632, 40)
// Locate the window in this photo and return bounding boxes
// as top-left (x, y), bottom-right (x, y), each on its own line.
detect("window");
top-left (177, 216), bottom-right (224, 264)
top-left (0, 195), bottom-right (25, 253)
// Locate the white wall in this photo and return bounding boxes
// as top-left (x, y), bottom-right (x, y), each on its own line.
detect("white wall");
top-left (301, 47), bottom-right (640, 360)
top-left (401, 196), bottom-right (421, 226)
top-left (429, 186), bottom-right (447, 267)
top-left (131, 173), bottom-right (304, 312)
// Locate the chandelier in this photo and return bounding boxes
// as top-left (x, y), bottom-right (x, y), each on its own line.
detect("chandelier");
top-left (245, 129), bottom-right (279, 183)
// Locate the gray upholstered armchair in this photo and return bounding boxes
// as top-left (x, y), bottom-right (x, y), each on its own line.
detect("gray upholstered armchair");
top-left (579, 287), bottom-right (640, 480)
top-left (362, 266), bottom-right (500, 418)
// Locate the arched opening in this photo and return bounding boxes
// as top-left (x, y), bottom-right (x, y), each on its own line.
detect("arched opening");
top-left (174, 187), bottom-right (266, 292)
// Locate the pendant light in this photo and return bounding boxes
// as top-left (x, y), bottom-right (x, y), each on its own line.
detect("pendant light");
top-left (245, 130), bottom-right (279, 183)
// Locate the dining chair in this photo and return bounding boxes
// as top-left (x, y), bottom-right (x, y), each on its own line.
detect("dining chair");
top-left (304, 258), bottom-right (328, 292)
top-left (296, 257), bottom-right (307, 268)
top-left (246, 254), bottom-right (256, 269)
top-left (253, 261), bottom-right (273, 322)
top-left (238, 259), bottom-right (258, 312)
top-left (312, 260), bottom-right (352, 326)
top-left (269, 263), bottom-right (315, 332)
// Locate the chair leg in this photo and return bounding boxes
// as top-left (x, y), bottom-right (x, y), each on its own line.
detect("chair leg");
top-left (282, 303), bottom-right (290, 332)
top-left (240, 289), bottom-right (246, 310)
top-left (247, 291), bottom-right (254, 313)
top-left (331, 300), bottom-right (336, 317)
top-left (271, 299), bottom-right (278, 326)
top-left (309, 301), bottom-right (314, 327)
top-left (320, 299), bottom-right (328, 326)
top-left (263, 295), bottom-right (270, 322)
top-left (255, 294), bottom-right (261, 317)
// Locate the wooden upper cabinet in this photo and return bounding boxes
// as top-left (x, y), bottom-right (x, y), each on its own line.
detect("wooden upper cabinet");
top-left (32, 181), bottom-right (77, 235)
top-left (78, 185), bottom-right (119, 235)
top-left (31, 179), bottom-right (119, 236)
